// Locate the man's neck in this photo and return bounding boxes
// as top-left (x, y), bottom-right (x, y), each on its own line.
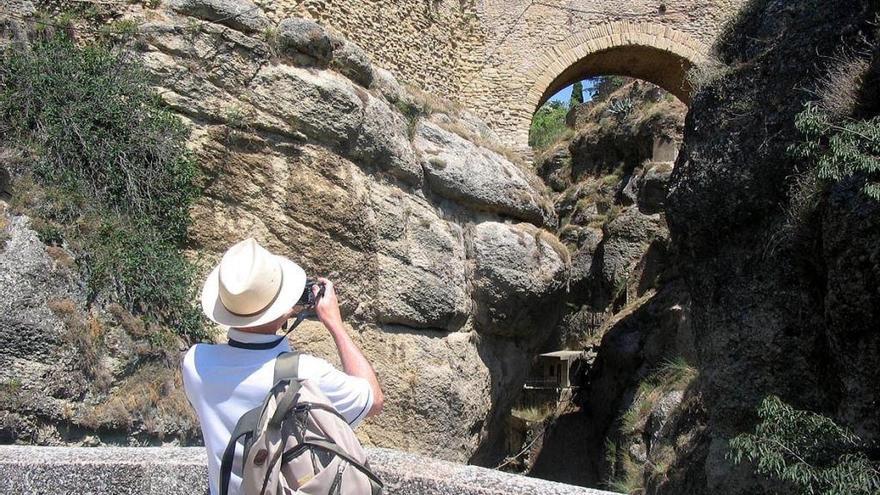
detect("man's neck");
top-left (233, 326), bottom-right (280, 335)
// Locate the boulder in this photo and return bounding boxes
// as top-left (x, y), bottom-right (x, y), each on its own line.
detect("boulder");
top-left (331, 41), bottom-right (374, 88)
top-left (0, 0), bottom-right (34, 50)
top-left (470, 222), bottom-right (568, 340)
top-left (415, 120), bottom-right (553, 226)
top-left (246, 63), bottom-right (363, 147)
top-left (351, 95), bottom-right (422, 185)
top-left (570, 201), bottom-right (599, 226)
top-left (645, 390), bottom-right (684, 448)
top-left (245, 64), bottom-right (421, 184)
top-left (368, 189), bottom-right (469, 330)
top-left (620, 171), bottom-right (639, 206)
top-left (372, 67), bottom-right (406, 105)
top-left (599, 207), bottom-right (666, 292)
top-left (289, 321), bottom-right (491, 462)
top-left (167, 0), bottom-right (270, 33)
top-left (0, 216), bottom-right (82, 371)
top-left (276, 17), bottom-right (339, 63)
top-left (537, 146), bottom-right (572, 192)
top-left (455, 111), bottom-right (502, 143)
top-left (638, 163), bottom-right (672, 214)
top-left (569, 226), bottom-right (603, 294)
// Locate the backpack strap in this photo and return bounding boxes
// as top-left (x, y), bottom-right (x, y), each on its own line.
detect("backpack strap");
top-left (303, 439), bottom-right (384, 494)
top-left (219, 406), bottom-right (262, 495)
top-left (273, 351), bottom-right (301, 384)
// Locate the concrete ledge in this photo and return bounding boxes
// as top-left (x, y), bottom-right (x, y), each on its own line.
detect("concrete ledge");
top-left (0, 446), bottom-right (619, 495)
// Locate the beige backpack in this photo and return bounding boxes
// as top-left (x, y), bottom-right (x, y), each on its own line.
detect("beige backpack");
top-left (219, 352), bottom-right (383, 495)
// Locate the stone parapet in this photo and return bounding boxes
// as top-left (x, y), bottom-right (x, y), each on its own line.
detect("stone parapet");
top-left (0, 446), bottom-right (619, 495)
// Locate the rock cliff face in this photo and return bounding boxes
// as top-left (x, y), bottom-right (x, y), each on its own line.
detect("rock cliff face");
top-left (506, 80), bottom-right (694, 486)
top-left (529, 2), bottom-right (880, 493)
top-left (661, 0), bottom-right (880, 492)
top-left (0, 1), bottom-right (565, 462)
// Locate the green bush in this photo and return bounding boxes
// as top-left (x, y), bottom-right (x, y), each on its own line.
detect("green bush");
top-left (728, 395), bottom-right (880, 495)
top-left (0, 34), bottom-right (205, 340)
top-left (529, 100), bottom-right (569, 150)
top-left (789, 102), bottom-right (880, 201)
top-left (0, 34), bottom-right (199, 241)
top-left (83, 219), bottom-right (203, 339)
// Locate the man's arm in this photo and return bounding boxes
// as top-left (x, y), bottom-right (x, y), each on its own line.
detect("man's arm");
top-left (313, 277), bottom-right (384, 417)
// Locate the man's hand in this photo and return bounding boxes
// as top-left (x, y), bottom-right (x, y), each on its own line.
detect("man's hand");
top-left (313, 277), bottom-right (343, 329)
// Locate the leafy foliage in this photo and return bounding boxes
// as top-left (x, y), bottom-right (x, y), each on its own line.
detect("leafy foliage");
top-left (728, 395), bottom-right (880, 495)
top-left (529, 100), bottom-right (569, 149)
top-left (0, 34), bottom-right (205, 340)
top-left (789, 102), bottom-right (880, 200)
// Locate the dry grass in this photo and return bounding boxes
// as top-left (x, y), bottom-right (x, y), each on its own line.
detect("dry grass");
top-left (403, 83), bottom-right (463, 116)
top-left (106, 302), bottom-right (149, 337)
top-left (646, 444), bottom-right (676, 486)
top-left (77, 361), bottom-right (198, 440)
top-left (605, 355), bottom-right (698, 493)
top-left (686, 55), bottom-right (731, 95)
top-left (814, 49), bottom-right (871, 119)
top-left (0, 213), bottom-right (9, 252)
top-left (620, 357), bottom-right (698, 435)
top-left (45, 245), bottom-right (75, 269)
top-left (434, 119), bottom-right (528, 168)
top-left (513, 222), bottom-right (572, 267)
top-left (607, 453), bottom-right (645, 494)
top-left (511, 403), bottom-right (557, 423)
top-left (48, 298), bottom-right (111, 390)
top-left (645, 161), bottom-right (675, 174)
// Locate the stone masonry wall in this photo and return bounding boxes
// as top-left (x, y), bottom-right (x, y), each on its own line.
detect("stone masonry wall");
top-left (254, 0), bottom-right (745, 147)
top-left (250, 0), bottom-right (483, 100)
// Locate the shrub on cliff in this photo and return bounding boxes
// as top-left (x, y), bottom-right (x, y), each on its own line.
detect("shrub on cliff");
top-left (789, 103), bottom-right (880, 201)
top-left (729, 395), bottom-right (880, 495)
top-left (0, 33), bottom-right (205, 340)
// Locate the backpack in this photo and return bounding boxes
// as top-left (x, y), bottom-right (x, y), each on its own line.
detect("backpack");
top-left (219, 351), bottom-right (383, 495)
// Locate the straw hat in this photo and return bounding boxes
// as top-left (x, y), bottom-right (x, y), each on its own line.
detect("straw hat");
top-left (201, 238), bottom-right (306, 328)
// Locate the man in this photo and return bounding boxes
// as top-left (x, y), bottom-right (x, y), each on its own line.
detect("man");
top-left (182, 238), bottom-right (383, 495)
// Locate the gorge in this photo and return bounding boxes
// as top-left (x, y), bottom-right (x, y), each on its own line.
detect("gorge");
top-left (1, 0), bottom-right (879, 494)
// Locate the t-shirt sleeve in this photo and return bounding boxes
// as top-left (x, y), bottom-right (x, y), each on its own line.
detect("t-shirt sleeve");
top-left (298, 354), bottom-right (373, 428)
top-left (180, 345), bottom-right (199, 407)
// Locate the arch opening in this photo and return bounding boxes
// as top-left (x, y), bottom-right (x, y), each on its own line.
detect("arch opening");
top-left (535, 44), bottom-right (695, 111)
top-left (510, 22), bottom-right (708, 149)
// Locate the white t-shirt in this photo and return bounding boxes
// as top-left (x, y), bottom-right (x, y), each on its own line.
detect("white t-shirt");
top-left (181, 328), bottom-right (374, 495)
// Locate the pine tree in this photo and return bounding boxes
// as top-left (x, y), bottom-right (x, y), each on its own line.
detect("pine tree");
top-left (570, 81), bottom-right (584, 106)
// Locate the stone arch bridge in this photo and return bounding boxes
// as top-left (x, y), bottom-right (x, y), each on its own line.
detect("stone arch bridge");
top-left (271, 0), bottom-right (744, 148)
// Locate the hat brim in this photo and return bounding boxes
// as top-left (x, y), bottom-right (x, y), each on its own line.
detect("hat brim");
top-left (200, 255), bottom-right (307, 329)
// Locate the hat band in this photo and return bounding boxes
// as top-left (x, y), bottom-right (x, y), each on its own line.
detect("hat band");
top-left (223, 270), bottom-right (285, 317)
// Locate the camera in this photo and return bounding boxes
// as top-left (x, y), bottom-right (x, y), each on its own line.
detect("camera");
top-left (296, 278), bottom-right (325, 308)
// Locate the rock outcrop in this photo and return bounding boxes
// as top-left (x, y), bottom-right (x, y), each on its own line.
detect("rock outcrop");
top-left (659, 0), bottom-right (880, 493)
top-left (0, 1), bottom-right (566, 463)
